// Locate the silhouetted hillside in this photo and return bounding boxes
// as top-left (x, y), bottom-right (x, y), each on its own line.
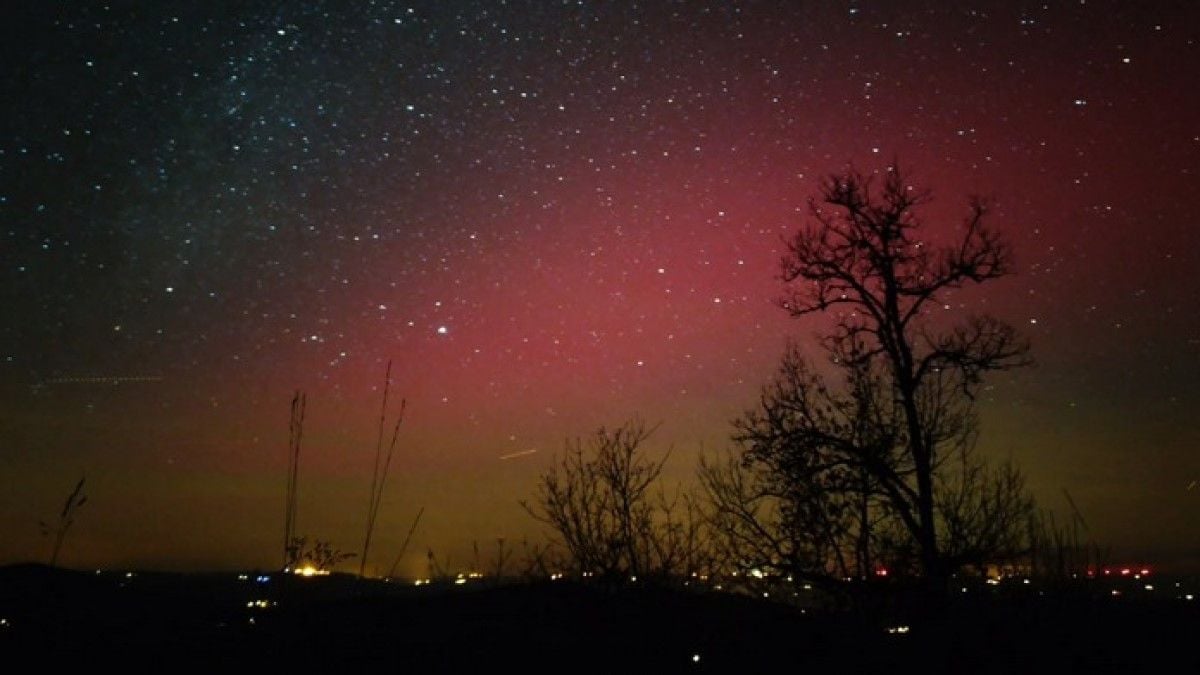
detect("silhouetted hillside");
top-left (1, 565), bottom-right (1196, 671)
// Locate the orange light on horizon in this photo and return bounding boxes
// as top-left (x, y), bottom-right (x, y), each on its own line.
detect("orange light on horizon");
top-left (291, 564), bottom-right (329, 577)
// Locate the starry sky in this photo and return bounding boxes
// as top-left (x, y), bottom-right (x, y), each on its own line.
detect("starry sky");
top-left (2, 1), bottom-right (1198, 574)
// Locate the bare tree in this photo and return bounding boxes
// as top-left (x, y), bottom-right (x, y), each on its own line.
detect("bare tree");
top-left (937, 452), bottom-right (1034, 572)
top-left (521, 419), bottom-right (704, 580)
top-left (761, 163), bottom-right (1031, 586)
top-left (286, 536), bottom-right (356, 573)
top-left (700, 344), bottom-right (895, 589)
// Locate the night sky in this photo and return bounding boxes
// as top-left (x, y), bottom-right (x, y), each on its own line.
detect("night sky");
top-left (2, 1), bottom-right (1198, 574)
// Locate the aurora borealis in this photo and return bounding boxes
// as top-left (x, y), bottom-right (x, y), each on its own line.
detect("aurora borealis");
top-left (2, 1), bottom-right (1198, 574)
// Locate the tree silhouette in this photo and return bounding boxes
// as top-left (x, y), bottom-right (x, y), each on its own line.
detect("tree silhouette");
top-left (730, 163), bottom-right (1032, 588)
top-left (701, 343), bottom-right (894, 589)
top-left (285, 535), bottom-right (356, 573)
top-left (522, 419), bottom-right (705, 581)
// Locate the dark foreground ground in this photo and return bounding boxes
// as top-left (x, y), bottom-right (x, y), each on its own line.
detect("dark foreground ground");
top-left (1, 564), bottom-right (1196, 672)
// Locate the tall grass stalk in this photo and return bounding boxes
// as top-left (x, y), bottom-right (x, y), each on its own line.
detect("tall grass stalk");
top-left (360, 361), bottom-right (406, 576)
top-left (282, 391), bottom-right (305, 569)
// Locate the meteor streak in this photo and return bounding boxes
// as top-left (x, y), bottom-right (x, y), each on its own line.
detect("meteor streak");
top-left (499, 448), bottom-right (538, 461)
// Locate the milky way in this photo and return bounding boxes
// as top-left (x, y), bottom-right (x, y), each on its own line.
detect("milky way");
top-left (3, 1), bottom-right (1198, 572)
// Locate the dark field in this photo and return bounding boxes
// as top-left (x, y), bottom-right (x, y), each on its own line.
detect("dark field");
top-left (1, 565), bottom-right (1196, 672)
